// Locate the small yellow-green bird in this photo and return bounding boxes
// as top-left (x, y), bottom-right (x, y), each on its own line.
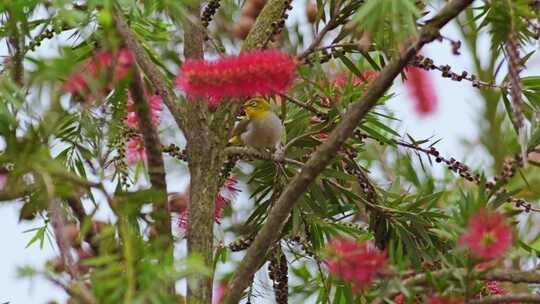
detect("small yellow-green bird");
top-left (229, 97), bottom-right (283, 150)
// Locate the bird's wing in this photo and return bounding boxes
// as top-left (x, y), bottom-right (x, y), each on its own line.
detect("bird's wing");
top-left (228, 118), bottom-right (251, 145)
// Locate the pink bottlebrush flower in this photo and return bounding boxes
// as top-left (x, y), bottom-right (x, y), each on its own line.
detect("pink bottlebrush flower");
top-left (127, 136), bottom-right (146, 164)
top-left (319, 132), bottom-right (329, 141)
top-left (320, 96), bottom-right (332, 108)
top-left (63, 49), bottom-right (134, 96)
top-left (126, 112), bottom-right (139, 128)
top-left (175, 49), bottom-right (297, 102)
top-left (214, 282), bottom-right (227, 304)
top-left (334, 70), bottom-right (378, 89)
top-left (178, 176), bottom-right (240, 229)
top-left (334, 74), bottom-right (362, 88)
top-left (126, 93), bottom-right (162, 126)
top-left (115, 49), bottom-right (135, 79)
top-left (427, 295), bottom-right (464, 304)
top-left (475, 264), bottom-right (517, 303)
top-left (404, 66), bottom-right (437, 115)
top-left (125, 91), bottom-right (163, 163)
top-left (485, 281), bottom-right (505, 295)
top-left (459, 208), bottom-right (513, 260)
top-left (324, 238), bottom-right (386, 292)
top-left (149, 95), bottom-right (163, 123)
top-left (480, 282), bottom-right (519, 304)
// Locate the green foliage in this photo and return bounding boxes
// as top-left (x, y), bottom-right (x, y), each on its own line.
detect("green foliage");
top-left (480, 0), bottom-right (536, 50)
top-left (23, 219), bottom-right (53, 249)
top-left (352, 0), bottom-right (423, 54)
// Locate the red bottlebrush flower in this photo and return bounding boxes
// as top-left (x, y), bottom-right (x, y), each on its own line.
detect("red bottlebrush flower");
top-left (394, 294), bottom-right (406, 304)
top-left (324, 238), bottom-right (386, 292)
top-left (476, 262), bottom-right (491, 270)
top-left (459, 208), bottom-right (513, 260)
top-left (394, 294), bottom-right (423, 304)
top-left (404, 66), bottom-right (437, 115)
top-left (178, 176), bottom-right (240, 229)
top-left (175, 49), bottom-right (296, 102)
top-left (319, 132), bottom-right (329, 141)
top-left (427, 295), bottom-right (464, 304)
top-left (63, 49), bottom-right (133, 97)
top-left (125, 91), bottom-right (163, 163)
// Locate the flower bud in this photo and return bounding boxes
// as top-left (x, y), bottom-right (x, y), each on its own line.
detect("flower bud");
top-left (306, 2), bottom-right (318, 23)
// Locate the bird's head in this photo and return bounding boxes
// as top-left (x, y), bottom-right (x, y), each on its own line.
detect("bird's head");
top-left (243, 97), bottom-right (272, 120)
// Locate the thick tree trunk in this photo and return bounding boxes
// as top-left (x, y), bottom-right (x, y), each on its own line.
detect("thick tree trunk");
top-left (185, 104), bottom-right (222, 303)
top-left (181, 0), bottom-right (292, 301)
top-left (182, 3), bottom-right (221, 303)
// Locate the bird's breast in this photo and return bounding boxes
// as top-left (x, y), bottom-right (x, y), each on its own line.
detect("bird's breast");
top-left (241, 113), bottom-right (282, 148)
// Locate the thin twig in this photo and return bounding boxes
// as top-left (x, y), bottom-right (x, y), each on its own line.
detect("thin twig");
top-left (44, 273), bottom-right (97, 304)
top-left (412, 54), bottom-right (503, 90)
top-left (284, 127), bottom-right (331, 153)
top-left (469, 294), bottom-right (540, 303)
top-left (298, 17), bottom-right (340, 61)
top-left (367, 133), bottom-right (540, 214)
top-left (224, 146), bottom-right (304, 166)
top-left (314, 256), bottom-right (332, 304)
top-left (280, 94), bottom-right (326, 117)
top-left (41, 172), bottom-right (80, 279)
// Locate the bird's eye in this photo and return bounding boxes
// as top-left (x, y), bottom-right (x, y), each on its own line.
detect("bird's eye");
top-left (250, 101), bottom-right (258, 107)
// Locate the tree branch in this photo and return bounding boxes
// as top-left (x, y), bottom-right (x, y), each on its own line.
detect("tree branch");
top-left (241, 0), bottom-right (292, 51)
top-left (113, 10), bottom-right (186, 132)
top-left (6, 9), bottom-right (24, 86)
top-left (0, 186), bottom-right (33, 201)
top-left (486, 269), bottom-right (540, 283)
top-left (297, 16), bottom-right (340, 61)
top-left (371, 269), bottom-right (540, 304)
top-left (224, 146), bottom-right (303, 166)
top-left (222, 0), bottom-right (475, 302)
top-left (469, 294), bottom-right (540, 304)
top-left (41, 172), bottom-right (80, 280)
top-left (403, 269), bottom-right (540, 286)
top-left (128, 68), bottom-right (173, 258)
